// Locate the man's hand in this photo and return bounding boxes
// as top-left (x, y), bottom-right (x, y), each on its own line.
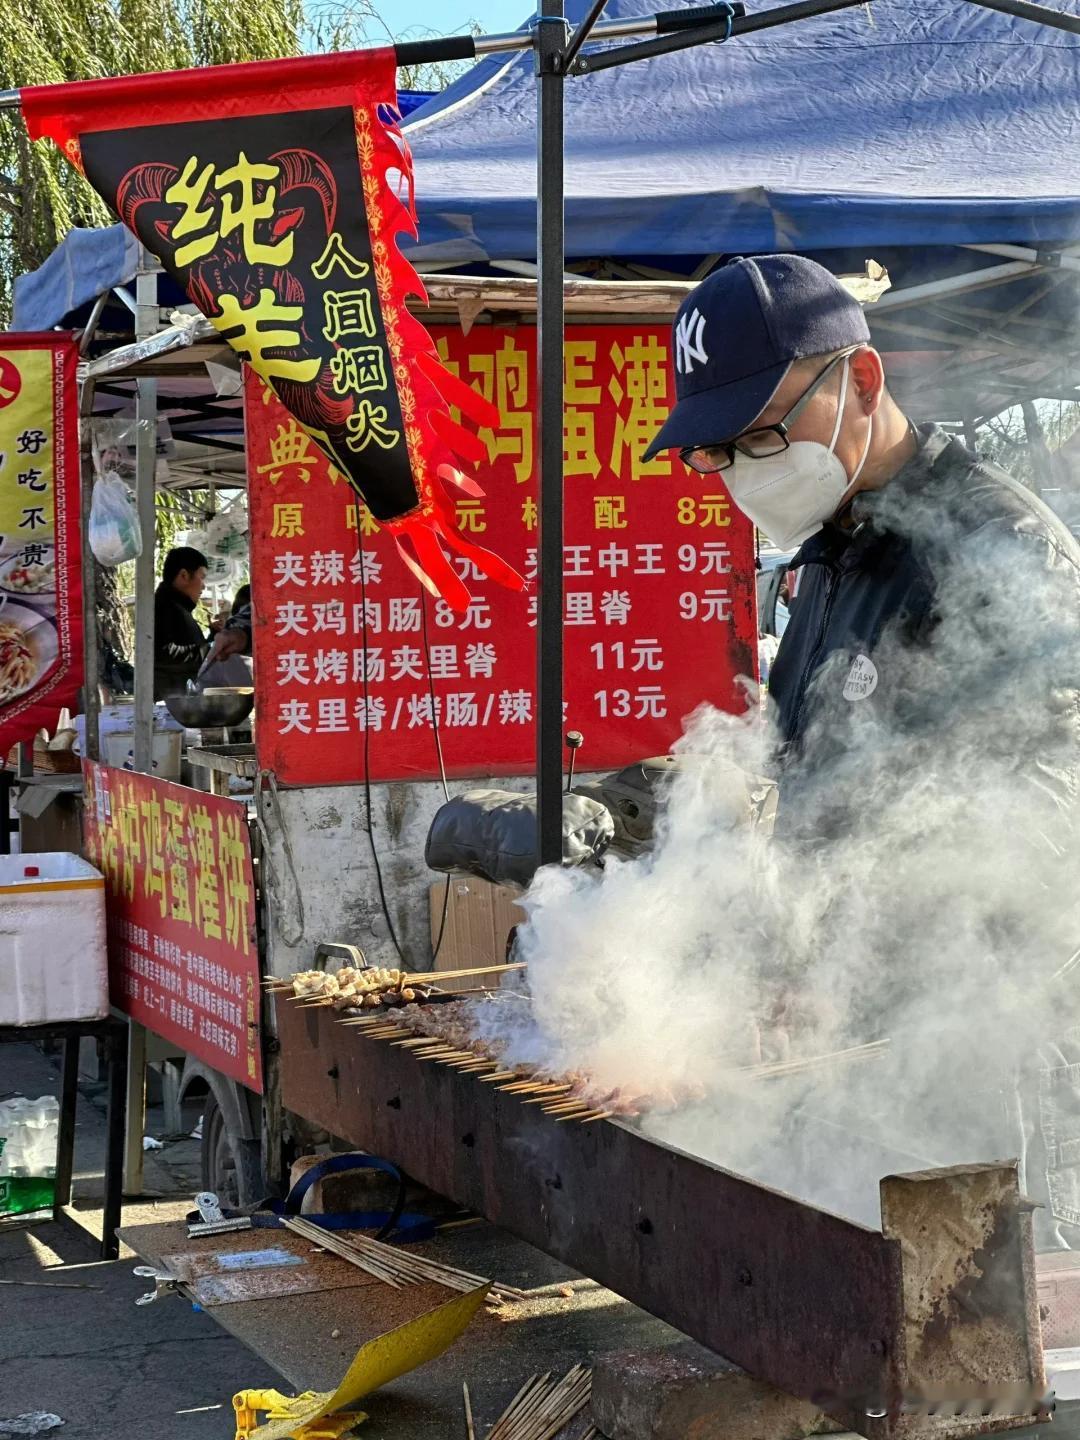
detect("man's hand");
top-left (209, 626), bottom-right (248, 662)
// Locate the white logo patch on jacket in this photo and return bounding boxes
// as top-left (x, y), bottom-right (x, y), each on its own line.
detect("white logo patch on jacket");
top-left (843, 653), bottom-right (879, 702)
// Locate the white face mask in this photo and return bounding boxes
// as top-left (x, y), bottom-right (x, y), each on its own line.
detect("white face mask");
top-left (726, 358), bottom-right (873, 551)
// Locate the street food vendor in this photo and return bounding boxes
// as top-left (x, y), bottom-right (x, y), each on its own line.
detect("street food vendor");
top-left (645, 254), bottom-right (1080, 1250)
top-left (153, 545), bottom-right (210, 699)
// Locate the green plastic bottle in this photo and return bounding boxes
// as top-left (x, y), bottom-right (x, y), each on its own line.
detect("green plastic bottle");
top-left (0, 1174), bottom-right (55, 1216)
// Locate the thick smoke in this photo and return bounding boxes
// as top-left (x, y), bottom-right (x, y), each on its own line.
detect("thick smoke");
top-left (478, 459), bottom-right (1080, 1243)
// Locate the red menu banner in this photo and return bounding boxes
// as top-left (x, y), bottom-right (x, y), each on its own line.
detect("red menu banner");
top-left (247, 323), bottom-right (758, 786)
top-left (83, 762), bottom-right (262, 1092)
top-left (0, 335), bottom-right (82, 759)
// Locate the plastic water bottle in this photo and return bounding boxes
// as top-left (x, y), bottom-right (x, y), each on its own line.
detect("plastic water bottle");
top-left (0, 1095), bottom-right (59, 1215)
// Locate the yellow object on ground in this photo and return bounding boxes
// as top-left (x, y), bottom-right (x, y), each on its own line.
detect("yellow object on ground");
top-left (233, 1282), bottom-right (491, 1440)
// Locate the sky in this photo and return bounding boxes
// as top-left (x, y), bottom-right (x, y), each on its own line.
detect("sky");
top-left (372, 1), bottom-right (529, 41)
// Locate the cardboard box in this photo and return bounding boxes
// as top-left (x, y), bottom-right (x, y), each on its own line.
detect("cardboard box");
top-left (428, 876), bottom-right (526, 986)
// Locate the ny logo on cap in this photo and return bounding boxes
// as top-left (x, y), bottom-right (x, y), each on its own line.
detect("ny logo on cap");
top-left (675, 307), bottom-right (708, 375)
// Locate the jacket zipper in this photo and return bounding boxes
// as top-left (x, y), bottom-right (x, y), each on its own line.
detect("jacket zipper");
top-left (789, 563), bottom-right (840, 741)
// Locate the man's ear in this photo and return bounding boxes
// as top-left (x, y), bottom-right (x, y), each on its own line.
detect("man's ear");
top-left (850, 347), bottom-right (885, 414)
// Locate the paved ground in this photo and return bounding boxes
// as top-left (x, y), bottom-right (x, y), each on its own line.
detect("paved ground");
top-left (0, 1041), bottom-right (280, 1440)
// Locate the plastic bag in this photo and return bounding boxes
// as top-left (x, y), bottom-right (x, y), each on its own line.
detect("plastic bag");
top-left (89, 472), bottom-right (142, 566)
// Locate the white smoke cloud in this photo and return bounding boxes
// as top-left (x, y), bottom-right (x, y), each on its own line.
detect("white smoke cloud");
top-left (473, 455), bottom-right (1080, 1246)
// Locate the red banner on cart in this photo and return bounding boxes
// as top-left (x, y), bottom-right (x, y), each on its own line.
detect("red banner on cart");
top-left (23, 52), bottom-right (523, 610)
top-left (0, 335), bottom-right (82, 760)
top-left (82, 762), bottom-right (263, 1093)
top-left (246, 324), bottom-right (758, 786)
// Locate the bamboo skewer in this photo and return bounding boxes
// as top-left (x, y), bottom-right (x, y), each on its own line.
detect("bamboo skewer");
top-left (482, 1365), bottom-right (592, 1440)
top-left (740, 1038), bottom-right (890, 1081)
top-left (405, 962), bottom-right (527, 986)
top-left (464, 1382), bottom-right (476, 1440)
top-left (282, 1216), bottom-right (524, 1305)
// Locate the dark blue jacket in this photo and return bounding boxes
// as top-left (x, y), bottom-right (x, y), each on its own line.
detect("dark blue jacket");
top-left (769, 424), bottom-right (1080, 777)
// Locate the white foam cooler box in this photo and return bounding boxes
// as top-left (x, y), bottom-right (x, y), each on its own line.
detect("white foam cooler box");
top-left (0, 853), bottom-right (108, 1025)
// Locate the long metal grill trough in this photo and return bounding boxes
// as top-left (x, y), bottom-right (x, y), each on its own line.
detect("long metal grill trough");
top-left (276, 998), bottom-right (1045, 1440)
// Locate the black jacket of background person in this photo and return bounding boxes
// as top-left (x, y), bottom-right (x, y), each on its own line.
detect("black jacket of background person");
top-left (769, 422), bottom-right (1080, 780)
top-left (153, 581), bottom-right (207, 699)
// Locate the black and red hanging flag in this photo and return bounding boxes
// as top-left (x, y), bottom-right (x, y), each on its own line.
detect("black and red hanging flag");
top-left (23, 51), bottom-right (524, 610)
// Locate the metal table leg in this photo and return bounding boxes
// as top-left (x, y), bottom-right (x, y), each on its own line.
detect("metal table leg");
top-left (53, 1034), bottom-right (80, 1213)
top-left (102, 1020), bottom-right (127, 1261)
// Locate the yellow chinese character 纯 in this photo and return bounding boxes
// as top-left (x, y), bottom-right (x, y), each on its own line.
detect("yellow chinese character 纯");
top-left (345, 400), bottom-right (399, 453)
top-left (323, 290), bottom-right (376, 344)
top-left (313, 232), bottom-right (370, 281)
top-left (271, 503), bottom-right (304, 539)
top-left (469, 336), bottom-right (533, 484)
top-left (211, 289), bottom-right (320, 385)
top-left (163, 797), bottom-right (192, 926)
top-left (164, 156), bottom-right (217, 268)
top-left (330, 346), bottom-right (388, 398)
top-left (139, 794), bottom-right (167, 919)
top-left (595, 495), bottom-right (627, 530)
top-left (609, 335), bottom-right (673, 482)
top-left (216, 151), bottom-right (294, 266)
top-left (191, 807), bottom-right (223, 942)
top-left (256, 420), bottom-right (317, 486)
top-left (217, 811), bottom-right (252, 954)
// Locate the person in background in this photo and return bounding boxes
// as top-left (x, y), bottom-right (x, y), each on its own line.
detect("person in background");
top-left (153, 546), bottom-right (210, 699)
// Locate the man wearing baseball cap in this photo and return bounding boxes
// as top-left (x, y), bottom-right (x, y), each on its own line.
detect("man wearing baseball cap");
top-left (647, 254), bottom-right (1080, 764)
top-left (648, 254), bottom-right (1080, 1251)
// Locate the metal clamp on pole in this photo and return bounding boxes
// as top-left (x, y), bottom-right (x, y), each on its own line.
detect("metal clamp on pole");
top-left (531, 10), bottom-right (573, 72)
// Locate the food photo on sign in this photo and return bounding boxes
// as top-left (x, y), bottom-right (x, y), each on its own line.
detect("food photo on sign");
top-left (0, 335), bottom-right (82, 763)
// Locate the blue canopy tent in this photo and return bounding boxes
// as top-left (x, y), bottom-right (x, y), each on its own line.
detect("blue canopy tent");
top-left (13, 4), bottom-right (1080, 428)
top-left (403, 0), bottom-right (1080, 262)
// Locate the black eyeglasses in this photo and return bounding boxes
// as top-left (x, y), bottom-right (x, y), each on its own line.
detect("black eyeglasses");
top-left (679, 347), bottom-right (861, 475)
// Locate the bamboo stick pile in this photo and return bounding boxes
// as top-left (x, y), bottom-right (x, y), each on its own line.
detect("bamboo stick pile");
top-left (282, 1214), bottom-right (526, 1306)
top-left (470, 1366), bottom-right (593, 1440)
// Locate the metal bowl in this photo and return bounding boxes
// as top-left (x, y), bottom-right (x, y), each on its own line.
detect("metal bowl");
top-left (163, 687), bottom-right (255, 729)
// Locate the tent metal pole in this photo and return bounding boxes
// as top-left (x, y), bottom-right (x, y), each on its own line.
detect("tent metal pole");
top-left (962, 241), bottom-right (1080, 275)
top-left (563, 0), bottom-right (611, 73)
top-left (132, 257), bottom-right (159, 778)
top-left (535, 4), bottom-right (566, 871)
top-left (570, 0), bottom-right (858, 73)
top-left (0, 10), bottom-right (737, 110)
top-left (960, 0), bottom-right (1080, 33)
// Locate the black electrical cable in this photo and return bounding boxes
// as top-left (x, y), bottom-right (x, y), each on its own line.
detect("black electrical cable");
top-left (353, 496), bottom-right (406, 966)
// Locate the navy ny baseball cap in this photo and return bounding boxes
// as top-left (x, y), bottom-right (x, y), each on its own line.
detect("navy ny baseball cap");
top-left (644, 255), bottom-right (872, 460)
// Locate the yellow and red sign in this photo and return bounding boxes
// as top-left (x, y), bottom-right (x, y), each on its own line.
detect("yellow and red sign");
top-left (248, 323), bottom-right (759, 786)
top-left (83, 762), bottom-right (262, 1092)
top-left (0, 335), bottom-right (82, 757)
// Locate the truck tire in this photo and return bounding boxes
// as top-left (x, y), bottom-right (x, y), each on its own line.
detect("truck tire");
top-left (201, 1087), bottom-right (264, 1208)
